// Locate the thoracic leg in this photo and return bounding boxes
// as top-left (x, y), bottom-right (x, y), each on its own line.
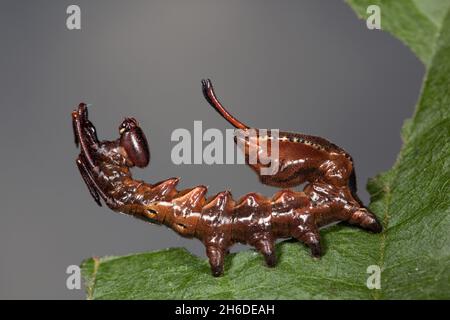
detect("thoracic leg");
top-left (72, 104), bottom-right (121, 210)
top-left (76, 157), bottom-right (102, 206)
top-left (72, 103), bottom-right (97, 169)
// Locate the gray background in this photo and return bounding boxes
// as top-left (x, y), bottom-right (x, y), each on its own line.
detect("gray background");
top-left (0, 0), bottom-right (423, 299)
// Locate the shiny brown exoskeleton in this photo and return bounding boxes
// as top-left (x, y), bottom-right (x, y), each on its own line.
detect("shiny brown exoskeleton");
top-left (72, 80), bottom-right (382, 276)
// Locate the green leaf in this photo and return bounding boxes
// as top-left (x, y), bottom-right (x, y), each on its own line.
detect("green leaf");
top-left (347, 0), bottom-right (450, 66)
top-left (81, 2), bottom-right (450, 299)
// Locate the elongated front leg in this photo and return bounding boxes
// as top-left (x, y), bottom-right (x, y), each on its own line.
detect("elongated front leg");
top-left (72, 103), bottom-right (106, 206)
top-left (72, 103), bottom-right (98, 169)
top-left (72, 103), bottom-right (123, 210)
top-left (76, 155), bottom-right (121, 209)
top-left (76, 156), bottom-right (102, 206)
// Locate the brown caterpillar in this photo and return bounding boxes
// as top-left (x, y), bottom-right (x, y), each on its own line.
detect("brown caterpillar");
top-left (72, 80), bottom-right (382, 276)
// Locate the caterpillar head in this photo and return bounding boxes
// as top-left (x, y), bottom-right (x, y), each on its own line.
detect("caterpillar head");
top-left (119, 117), bottom-right (150, 168)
